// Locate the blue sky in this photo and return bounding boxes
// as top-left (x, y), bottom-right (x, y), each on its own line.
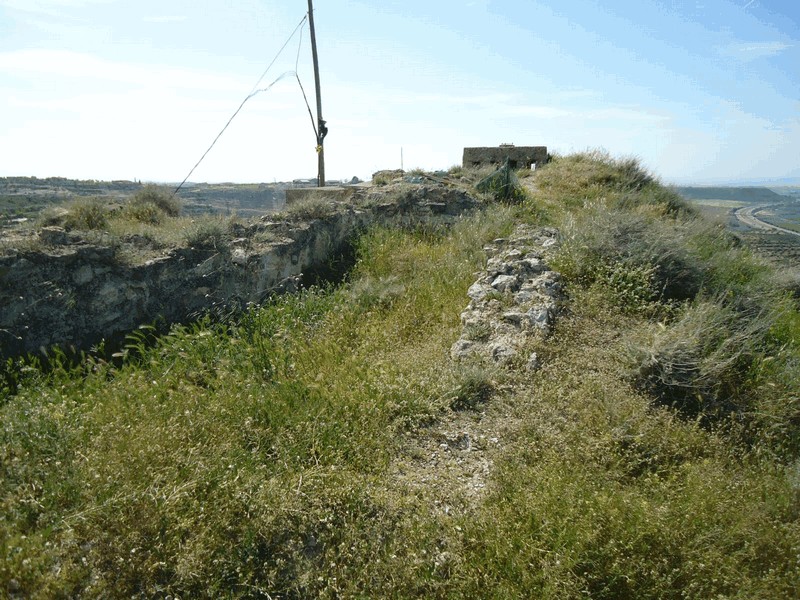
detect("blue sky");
top-left (0, 0), bottom-right (797, 184)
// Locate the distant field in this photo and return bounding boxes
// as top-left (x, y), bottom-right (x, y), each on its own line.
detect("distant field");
top-left (680, 198), bottom-right (744, 230)
top-left (0, 177), bottom-right (290, 229)
top-left (688, 198), bottom-right (747, 209)
top-left (677, 186), bottom-right (800, 265)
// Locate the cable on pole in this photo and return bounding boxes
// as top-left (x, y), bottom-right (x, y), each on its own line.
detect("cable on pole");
top-left (174, 14), bottom-right (308, 194)
top-left (293, 18), bottom-right (319, 141)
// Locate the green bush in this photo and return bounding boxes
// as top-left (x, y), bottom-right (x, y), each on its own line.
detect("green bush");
top-left (554, 209), bottom-right (703, 309)
top-left (121, 201), bottom-right (164, 224)
top-left (283, 195), bottom-right (338, 221)
top-left (129, 184), bottom-right (181, 218)
top-left (62, 199), bottom-right (108, 231)
top-left (184, 219), bottom-right (227, 250)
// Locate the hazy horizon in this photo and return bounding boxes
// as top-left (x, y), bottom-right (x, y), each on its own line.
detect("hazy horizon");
top-left (1, 0), bottom-right (798, 186)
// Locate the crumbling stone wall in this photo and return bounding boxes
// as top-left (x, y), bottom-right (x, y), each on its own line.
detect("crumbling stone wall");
top-left (0, 183), bottom-right (479, 357)
top-left (451, 225), bottom-right (562, 370)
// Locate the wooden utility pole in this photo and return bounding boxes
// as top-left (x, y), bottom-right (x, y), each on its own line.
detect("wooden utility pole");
top-left (307, 0), bottom-right (326, 187)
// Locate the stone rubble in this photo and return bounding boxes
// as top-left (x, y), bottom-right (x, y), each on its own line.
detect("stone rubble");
top-left (450, 224), bottom-right (563, 369)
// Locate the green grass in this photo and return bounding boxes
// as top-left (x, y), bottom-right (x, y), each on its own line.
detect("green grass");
top-left (1, 195), bottom-right (242, 261)
top-left (282, 194), bottom-right (340, 221)
top-left (2, 153), bottom-right (799, 598)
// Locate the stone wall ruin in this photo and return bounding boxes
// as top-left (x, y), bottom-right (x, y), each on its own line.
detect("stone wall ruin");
top-left (0, 182), bottom-right (479, 358)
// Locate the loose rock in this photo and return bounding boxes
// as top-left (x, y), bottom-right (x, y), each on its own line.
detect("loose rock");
top-left (451, 225), bottom-right (563, 367)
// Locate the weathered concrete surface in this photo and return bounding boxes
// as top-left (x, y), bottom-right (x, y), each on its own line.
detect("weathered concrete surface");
top-left (463, 145), bottom-right (548, 170)
top-left (0, 182), bottom-right (479, 357)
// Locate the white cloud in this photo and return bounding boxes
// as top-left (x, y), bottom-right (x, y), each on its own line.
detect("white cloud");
top-left (143, 15), bottom-right (187, 24)
top-left (725, 41), bottom-right (793, 60)
top-left (0, 48), bottom-right (318, 182)
top-left (0, 0), bottom-right (111, 17)
top-left (0, 49), bottom-right (249, 93)
top-left (500, 104), bottom-right (572, 119)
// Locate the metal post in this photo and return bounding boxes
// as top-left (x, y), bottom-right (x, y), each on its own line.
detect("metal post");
top-left (307, 0), bottom-right (325, 187)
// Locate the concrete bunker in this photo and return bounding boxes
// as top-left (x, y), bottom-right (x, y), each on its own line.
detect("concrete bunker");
top-left (463, 144), bottom-right (548, 170)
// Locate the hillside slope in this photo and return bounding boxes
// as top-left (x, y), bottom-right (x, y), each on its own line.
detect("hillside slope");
top-left (676, 185), bottom-right (789, 203)
top-left (2, 153), bottom-right (799, 599)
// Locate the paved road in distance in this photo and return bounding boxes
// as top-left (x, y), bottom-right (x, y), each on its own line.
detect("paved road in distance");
top-left (735, 205), bottom-right (800, 237)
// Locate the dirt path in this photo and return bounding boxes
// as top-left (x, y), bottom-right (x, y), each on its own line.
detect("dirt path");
top-left (388, 401), bottom-right (522, 517)
top-left (389, 223), bottom-right (563, 518)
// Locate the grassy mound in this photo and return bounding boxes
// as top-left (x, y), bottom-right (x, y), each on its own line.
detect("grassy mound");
top-left (2, 153), bottom-right (798, 598)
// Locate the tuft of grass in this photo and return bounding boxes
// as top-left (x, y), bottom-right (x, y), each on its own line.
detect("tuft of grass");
top-left (553, 207), bottom-right (703, 311)
top-left (447, 164), bottom-right (465, 178)
top-left (630, 298), bottom-right (770, 416)
top-left (448, 366), bottom-right (495, 411)
top-left (283, 194), bottom-right (339, 221)
top-left (371, 170), bottom-right (405, 186)
top-left (117, 185), bottom-right (181, 225)
top-left (121, 200), bottom-right (165, 225)
top-left (627, 293), bottom-right (800, 457)
top-left (183, 217), bottom-right (229, 250)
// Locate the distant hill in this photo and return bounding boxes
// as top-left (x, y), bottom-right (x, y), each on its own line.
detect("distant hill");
top-left (676, 186), bottom-right (789, 203)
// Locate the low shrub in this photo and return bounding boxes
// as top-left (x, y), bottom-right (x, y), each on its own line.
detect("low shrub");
top-left (36, 206), bottom-right (70, 228)
top-left (62, 199), bottom-right (109, 231)
top-left (129, 184), bottom-right (181, 218)
top-left (283, 195), bottom-right (338, 221)
top-left (122, 201), bottom-right (164, 225)
top-left (475, 162), bottom-right (527, 203)
top-left (184, 218), bottom-right (228, 250)
top-left (554, 208), bottom-right (703, 310)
